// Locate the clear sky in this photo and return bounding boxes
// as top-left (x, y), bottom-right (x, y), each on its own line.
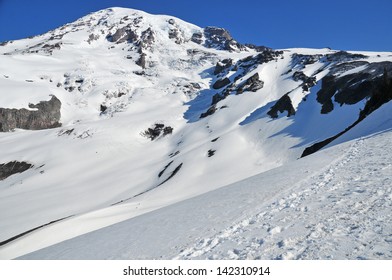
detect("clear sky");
top-left (0, 0), bottom-right (391, 51)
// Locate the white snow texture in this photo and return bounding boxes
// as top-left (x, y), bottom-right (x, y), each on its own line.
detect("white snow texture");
top-left (0, 7), bottom-right (391, 260)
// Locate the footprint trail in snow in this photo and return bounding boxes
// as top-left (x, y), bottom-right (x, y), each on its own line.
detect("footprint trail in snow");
top-left (175, 133), bottom-right (392, 260)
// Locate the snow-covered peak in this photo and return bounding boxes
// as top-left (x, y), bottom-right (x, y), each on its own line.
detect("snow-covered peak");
top-left (0, 7), bottom-right (252, 58)
top-left (1, 7), bottom-right (392, 260)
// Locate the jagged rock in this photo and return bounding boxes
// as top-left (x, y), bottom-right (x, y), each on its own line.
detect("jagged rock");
top-left (329, 61), bottom-right (369, 76)
top-left (292, 71), bottom-right (308, 82)
top-left (292, 71), bottom-right (316, 91)
top-left (211, 93), bottom-right (226, 106)
top-left (291, 53), bottom-right (322, 67)
top-left (168, 28), bottom-right (184, 44)
top-left (326, 51), bottom-right (368, 62)
top-left (158, 163), bottom-right (183, 186)
top-left (107, 25), bottom-right (138, 43)
top-left (189, 82), bottom-right (201, 89)
top-left (267, 94), bottom-right (295, 118)
top-left (205, 26), bottom-right (232, 42)
top-left (49, 34), bottom-right (64, 41)
top-left (236, 73), bottom-right (264, 94)
top-left (100, 104), bottom-right (107, 113)
top-left (317, 61), bottom-right (392, 114)
top-left (245, 44), bottom-right (271, 52)
top-left (0, 161), bottom-right (33, 180)
top-left (142, 123), bottom-right (173, 141)
top-left (42, 43), bottom-right (62, 53)
top-left (233, 50), bottom-right (284, 78)
top-left (224, 40), bottom-right (247, 52)
top-left (203, 26), bottom-right (246, 52)
top-left (186, 48), bottom-right (217, 65)
top-left (87, 33), bottom-right (100, 44)
top-left (303, 69), bottom-right (392, 157)
top-left (139, 27), bottom-right (155, 49)
top-left (212, 78), bottom-right (231, 89)
top-left (180, 82), bottom-right (201, 97)
top-left (207, 149), bottom-right (216, 157)
top-left (254, 50), bottom-right (284, 64)
top-left (0, 95), bottom-right (61, 132)
top-left (214, 59), bottom-right (233, 75)
top-left (136, 53), bottom-right (147, 68)
top-left (200, 105), bottom-right (217, 118)
top-left (214, 84), bottom-right (236, 103)
top-left (191, 32), bottom-right (203, 44)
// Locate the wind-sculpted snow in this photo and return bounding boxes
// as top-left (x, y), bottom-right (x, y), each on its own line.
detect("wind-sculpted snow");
top-left (0, 7), bottom-right (392, 259)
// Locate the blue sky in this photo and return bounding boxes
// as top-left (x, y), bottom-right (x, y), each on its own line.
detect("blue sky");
top-left (0, 0), bottom-right (391, 51)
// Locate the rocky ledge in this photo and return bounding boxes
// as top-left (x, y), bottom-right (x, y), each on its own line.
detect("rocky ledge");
top-left (0, 95), bottom-right (61, 132)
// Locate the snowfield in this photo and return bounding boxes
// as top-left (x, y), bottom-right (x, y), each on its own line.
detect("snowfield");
top-left (17, 128), bottom-right (392, 260)
top-left (0, 7), bottom-right (391, 260)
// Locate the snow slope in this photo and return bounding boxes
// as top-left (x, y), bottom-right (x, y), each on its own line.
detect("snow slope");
top-left (18, 127), bottom-right (392, 260)
top-left (0, 7), bottom-right (392, 259)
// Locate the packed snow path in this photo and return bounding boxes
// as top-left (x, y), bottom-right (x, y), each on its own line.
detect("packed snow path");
top-left (176, 132), bottom-right (392, 260)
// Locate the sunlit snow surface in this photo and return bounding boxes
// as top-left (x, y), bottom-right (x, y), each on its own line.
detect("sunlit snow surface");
top-left (0, 8), bottom-right (391, 259)
top-left (18, 128), bottom-right (392, 260)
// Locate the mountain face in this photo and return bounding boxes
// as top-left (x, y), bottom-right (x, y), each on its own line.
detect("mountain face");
top-left (0, 7), bottom-right (391, 259)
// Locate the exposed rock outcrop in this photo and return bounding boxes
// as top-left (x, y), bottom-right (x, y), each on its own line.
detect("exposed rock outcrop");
top-left (0, 95), bottom-right (61, 132)
top-left (236, 73), bottom-right (264, 94)
top-left (141, 123), bottom-right (173, 141)
top-left (158, 163), bottom-right (183, 186)
top-left (267, 94), bottom-right (296, 118)
top-left (0, 161), bottom-right (33, 180)
top-left (139, 27), bottom-right (155, 49)
top-left (106, 25), bottom-right (138, 44)
top-left (200, 105), bottom-right (217, 118)
top-left (212, 78), bottom-right (231, 89)
top-left (245, 44), bottom-right (271, 53)
top-left (136, 52), bottom-right (147, 68)
top-left (192, 26), bottom-right (247, 52)
top-left (326, 51), bottom-right (368, 62)
top-left (302, 69), bottom-right (392, 157)
top-left (214, 59), bottom-right (233, 75)
top-left (317, 61), bottom-right (392, 114)
top-left (191, 32), bottom-right (203, 44)
top-left (291, 53), bottom-right (323, 70)
top-left (292, 71), bottom-right (316, 91)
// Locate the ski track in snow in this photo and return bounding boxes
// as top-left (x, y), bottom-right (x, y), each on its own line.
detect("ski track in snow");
top-left (175, 134), bottom-right (392, 260)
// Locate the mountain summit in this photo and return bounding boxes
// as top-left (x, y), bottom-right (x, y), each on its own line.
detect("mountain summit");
top-left (0, 8), bottom-right (391, 259)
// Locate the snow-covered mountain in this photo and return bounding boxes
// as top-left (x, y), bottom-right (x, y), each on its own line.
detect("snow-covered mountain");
top-left (0, 7), bottom-right (391, 259)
